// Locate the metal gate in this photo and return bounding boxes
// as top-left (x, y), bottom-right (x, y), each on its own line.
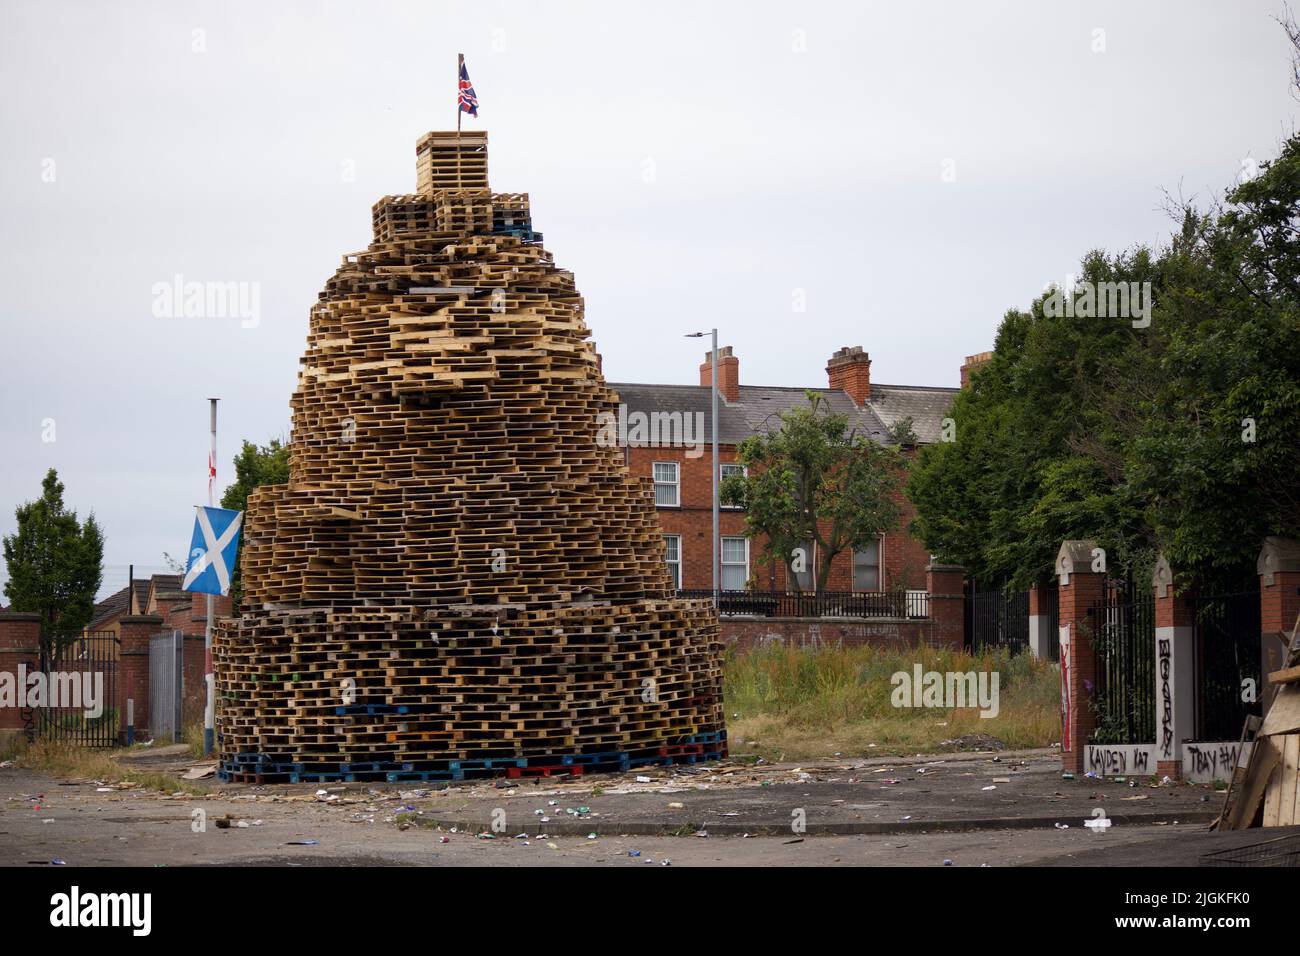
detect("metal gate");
top-left (1042, 584), bottom-right (1061, 662)
top-left (967, 586), bottom-right (1029, 654)
top-left (149, 629), bottom-right (184, 743)
top-left (36, 630), bottom-right (119, 747)
top-left (1191, 588), bottom-right (1262, 741)
top-left (1089, 580), bottom-right (1156, 744)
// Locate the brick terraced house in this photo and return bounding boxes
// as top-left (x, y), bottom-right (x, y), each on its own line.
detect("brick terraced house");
top-left (610, 346), bottom-right (984, 601)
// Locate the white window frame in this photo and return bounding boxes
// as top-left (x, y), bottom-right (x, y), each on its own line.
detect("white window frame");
top-left (790, 538), bottom-right (815, 592)
top-left (721, 536), bottom-right (749, 591)
top-left (720, 462), bottom-right (746, 510)
top-left (663, 534), bottom-right (682, 588)
top-left (652, 460), bottom-right (680, 508)
top-left (852, 537), bottom-right (883, 592)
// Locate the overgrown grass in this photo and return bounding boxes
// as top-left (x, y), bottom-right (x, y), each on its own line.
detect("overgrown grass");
top-left (183, 722), bottom-right (209, 759)
top-left (724, 642), bottom-right (1060, 762)
top-left (9, 737), bottom-right (208, 795)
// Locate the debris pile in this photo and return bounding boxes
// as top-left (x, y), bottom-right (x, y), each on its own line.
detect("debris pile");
top-left (1215, 612), bottom-right (1300, 829)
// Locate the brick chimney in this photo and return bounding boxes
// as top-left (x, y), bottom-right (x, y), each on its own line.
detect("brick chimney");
top-left (827, 346), bottom-right (871, 405)
top-left (700, 346), bottom-right (739, 403)
top-left (960, 351), bottom-right (993, 388)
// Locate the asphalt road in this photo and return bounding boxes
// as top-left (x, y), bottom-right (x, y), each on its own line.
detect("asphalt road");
top-left (0, 750), bottom-right (1285, 867)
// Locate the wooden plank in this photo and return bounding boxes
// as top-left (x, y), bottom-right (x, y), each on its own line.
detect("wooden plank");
top-left (1268, 664), bottom-right (1300, 685)
top-left (1278, 733), bottom-right (1300, 827)
top-left (1225, 734), bottom-right (1282, 830)
top-left (1261, 686), bottom-right (1300, 736)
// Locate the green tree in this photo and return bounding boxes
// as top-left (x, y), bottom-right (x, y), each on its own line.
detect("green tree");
top-left (2, 468), bottom-right (104, 659)
top-left (720, 392), bottom-right (903, 593)
top-left (907, 134), bottom-right (1300, 590)
top-left (219, 438), bottom-right (290, 606)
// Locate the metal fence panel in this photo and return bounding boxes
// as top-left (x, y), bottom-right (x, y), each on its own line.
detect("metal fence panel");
top-left (1192, 589), bottom-right (1262, 741)
top-left (968, 587), bottom-right (1029, 655)
top-left (1089, 581), bottom-right (1156, 744)
top-left (36, 630), bottom-right (119, 748)
top-left (675, 589), bottom-right (928, 619)
top-left (149, 629), bottom-right (184, 743)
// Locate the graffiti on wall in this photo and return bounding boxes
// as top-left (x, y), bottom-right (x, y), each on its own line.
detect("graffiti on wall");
top-left (1158, 637), bottom-right (1173, 760)
top-left (1182, 741), bottom-right (1251, 783)
top-left (1085, 744), bottom-right (1156, 776)
top-left (1059, 626), bottom-right (1071, 752)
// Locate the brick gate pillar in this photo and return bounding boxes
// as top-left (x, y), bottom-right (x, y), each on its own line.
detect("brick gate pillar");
top-left (1056, 540), bottom-right (1103, 773)
top-left (117, 615), bottom-right (162, 744)
top-left (0, 611), bottom-right (42, 748)
top-left (1028, 583), bottom-right (1053, 659)
top-left (1257, 537), bottom-right (1300, 719)
top-left (926, 562), bottom-right (965, 648)
top-left (1152, 555), bottom-right (1194, 780)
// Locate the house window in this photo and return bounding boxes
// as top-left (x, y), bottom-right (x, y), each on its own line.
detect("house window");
top-left (653, 461), bottom-right (679, 507)
top-left (853, 540), bottom-right (881, 591)
top-left (721, 536), bottom-right (749, 591)
top-left (720, 462), bottom-right (745, 509)
top-left (663, 534), bottom-right (682, 588)
top-left (790, 539), bottom-right (814, 591)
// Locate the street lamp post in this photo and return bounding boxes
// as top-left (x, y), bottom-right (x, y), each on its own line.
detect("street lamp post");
top-left (686, 330), bottom-right (720, 607)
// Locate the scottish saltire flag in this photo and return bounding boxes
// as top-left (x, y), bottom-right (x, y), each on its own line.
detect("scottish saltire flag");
top-left (182, 505), bottom-right (243, 596)
top-left (458, 57), bottom-right (478, 117)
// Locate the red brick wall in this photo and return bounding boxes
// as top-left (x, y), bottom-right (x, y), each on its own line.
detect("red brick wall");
top-left (627, 445), bottom-right (928, 593)
top-left (116, 615), bottom-right (163, 740)
top-left (0, 612), bottom-right (42, 740)
top-left (721, 613), bottom-right (961, 651)
top-left (182, 635), bottom-right (207, 726)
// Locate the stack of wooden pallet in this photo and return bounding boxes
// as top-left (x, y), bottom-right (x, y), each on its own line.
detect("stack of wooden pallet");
top-left (214, 131), bottom-right (725, 783)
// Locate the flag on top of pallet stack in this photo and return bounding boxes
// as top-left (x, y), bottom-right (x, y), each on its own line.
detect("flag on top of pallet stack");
top-left (458, 54), bottom-right (478, 118)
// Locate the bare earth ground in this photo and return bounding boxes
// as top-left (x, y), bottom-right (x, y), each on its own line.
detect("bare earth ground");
top-left (0, 746), bottom-right (1288, 867)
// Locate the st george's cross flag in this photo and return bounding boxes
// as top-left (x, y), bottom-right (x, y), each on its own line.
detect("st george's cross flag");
top-left (182, 505), bottom-right (243, 596)
top-left (458, 55), bottom-right (478, 118)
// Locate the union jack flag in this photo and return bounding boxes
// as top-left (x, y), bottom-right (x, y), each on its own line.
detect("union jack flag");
top-left (458, 58), bottom-right (478, 117)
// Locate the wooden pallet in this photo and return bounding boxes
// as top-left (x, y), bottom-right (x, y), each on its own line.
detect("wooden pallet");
top-left (214, 130), bottom-right (724, 774)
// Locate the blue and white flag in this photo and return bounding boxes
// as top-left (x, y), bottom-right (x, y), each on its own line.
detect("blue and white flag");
top-left (182, 505), bottom-right (244, 596)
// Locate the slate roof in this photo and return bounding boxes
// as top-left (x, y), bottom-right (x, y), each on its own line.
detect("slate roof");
top-left (90, 584), bottom-right (133, 627)
top-left (607, 381), bottom-right (957, 446)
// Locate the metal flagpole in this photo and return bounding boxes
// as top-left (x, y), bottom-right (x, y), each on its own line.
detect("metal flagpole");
top-left (456, 53), bottom-right (463, 191)
top-left (711, 329), bottom-right (719, 608)
top-left (205, 397), bottom-right (218, 756)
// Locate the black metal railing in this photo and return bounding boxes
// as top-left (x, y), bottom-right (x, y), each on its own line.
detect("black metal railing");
top-left (1088, 580), bottom-right (1156, 745)
top-left (676, 589), bottom-right (929, 619)
top-left (968, 587), bottom-right (1029, 654)
top-left (1192, 588), bottom-right (1262, 742)
top-left (36, 630), bottom-right (120, 748)
top-left (1043, 584), bottom-right (1061, 662)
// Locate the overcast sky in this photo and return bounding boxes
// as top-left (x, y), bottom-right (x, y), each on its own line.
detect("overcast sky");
top-left (1, 0), bottom-right (1296, 600)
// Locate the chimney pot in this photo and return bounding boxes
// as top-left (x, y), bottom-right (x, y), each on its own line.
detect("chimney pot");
top-left (700, 346), bottom-right (740, 403)
top-left (827, 346), bottom-right (871, 405)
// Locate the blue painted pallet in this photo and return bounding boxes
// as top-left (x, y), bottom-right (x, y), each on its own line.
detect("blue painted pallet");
top-left (386, 769), bottom-right (464, 782)
top-left (563, 752), bottom-right (631, 771)
top-left (289, 771), bottom-right (358, 784)
top-left (448, 757), bottom-right (526, 771)
top-left (229, 753), bottom-right (276, 766)
top-left (684, 731), bottom-right (725, 745)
